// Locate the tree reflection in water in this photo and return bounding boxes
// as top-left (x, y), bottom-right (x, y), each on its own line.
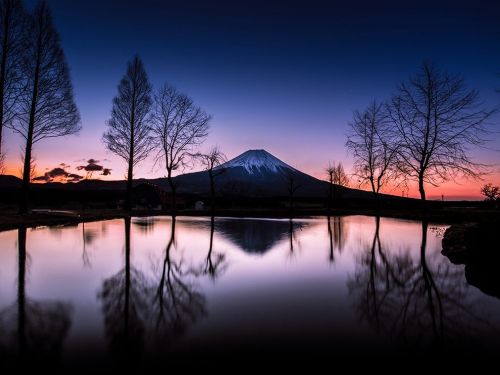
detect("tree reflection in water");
top-left (327, 216), bottom-right (348, 263)
top-left (149, 217), bottom-right (207, 348)
top-left (0, 227), bottom-right (72, 367)
top-left (348, 218), bottom-right (498, 348)
top-left (202, 216), bottom-right (227, 281)
top-left (98, 217), bottom-right (149, 363)
top-left (98, 217), bottom-right (208, 361)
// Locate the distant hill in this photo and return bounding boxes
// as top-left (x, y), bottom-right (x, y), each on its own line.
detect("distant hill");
top-left (0, 150), bottom-right (402, 200)
top-left (0, 175), bottom-right (22, 188)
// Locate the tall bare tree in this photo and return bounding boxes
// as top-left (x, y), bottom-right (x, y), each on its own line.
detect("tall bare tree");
top-left (9, 1), bottom-right (80, 213)
top-left (151, 83), bottom-right (210, 214)
top-left (325, 161), bottom-right (349, 206)
top-left (0, 0), bottom-right (25, 166)
top-left (346, 100), bottom-right (398, 196)
top-left (195, 145), bottom-right (226, 213)
top-left (103, 55), bottom-right (152, 211)
top-left (388, 61), bottom-right (495, 202)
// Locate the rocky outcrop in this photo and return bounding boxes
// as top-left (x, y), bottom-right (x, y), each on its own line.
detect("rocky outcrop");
top-left (442, 222), bottom-right (500, 299)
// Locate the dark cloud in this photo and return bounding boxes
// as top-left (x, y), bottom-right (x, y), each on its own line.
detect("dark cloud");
top-left (33, 175), bottom-right (50, 182)
top-left (47, 167), bottom-right (68, 178)
top-left (67, 173), bottom-right (83, 182)
top-left (34, 167), bottom-right (83, 183)
top-left (76, 158), bottom-right (111, 178)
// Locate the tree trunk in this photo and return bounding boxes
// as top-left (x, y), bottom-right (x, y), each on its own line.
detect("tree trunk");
top-left (125, 160), bottom-right (133, 211)
top-left (125, 79), bottom-right (136, 212)
top-left (167, 171), bottom-right (176, 216)
top-left (209, 169), bottom-right (215, 215)
top-left (328, 180), bottom-right (333, 212)
top-left (418, 174), bottom-right (426, 204)
top-left (20, 21), bottom-right (42, 214)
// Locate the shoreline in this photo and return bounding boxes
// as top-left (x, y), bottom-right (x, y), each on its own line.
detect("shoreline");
top-left (1, 207), bottom-right (499, 232)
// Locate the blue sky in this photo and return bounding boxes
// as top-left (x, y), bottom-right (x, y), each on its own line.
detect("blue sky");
top-left (4, 0), bottom-right (500, 198)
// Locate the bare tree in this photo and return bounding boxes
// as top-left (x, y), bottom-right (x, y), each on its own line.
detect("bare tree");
top-left (195, 145), bottom-right (226, 213)
top-left (282, 169), bottom-right (302, 212)
top-left (346, 100), bottom-right (398, 196)
top-left (480, 183), bottom-right (500, 207)
top-left (0, 0), bottom-right (26, 165)
top-left (102, 55), bottom-right (152, 211)
top-left (151, 83), bottom-right (210, 214)
top-left (9, 1), bottom-right (80, 213)
top-left (388, 61), bottom-right (495, 202)
top-left (325, 161), bottom-right (349, 206)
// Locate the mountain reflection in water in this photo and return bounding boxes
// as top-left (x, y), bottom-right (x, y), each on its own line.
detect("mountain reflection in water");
top-left (0, 215), bottom-right (499, 368)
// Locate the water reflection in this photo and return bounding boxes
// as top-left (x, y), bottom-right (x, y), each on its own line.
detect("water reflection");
top-left (0, 215), bottom-right (499, 366)
top-left (201, 216), bottom-right (227, 281)
top-left (98, 217), bottom-right (207, 363)
top-left (0, 227), bottom-right (73, 367)
top-left (132, 217), bottom-right (158, 234)
top-left (98, 218), bottom-right (149, 364)
top-left (150, 217), bottom-right (207, 348)
top-left (348, 219), bottom-right (497, 349)
top-left (327, 216), bottom-right (348, 262)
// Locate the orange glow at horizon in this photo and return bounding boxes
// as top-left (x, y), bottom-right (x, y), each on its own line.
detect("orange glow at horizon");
top-left (4, 159), bottom-right (499, 200)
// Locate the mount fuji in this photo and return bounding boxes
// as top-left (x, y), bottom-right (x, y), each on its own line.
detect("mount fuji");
top-left (150, 149), bottom-right (377, 199)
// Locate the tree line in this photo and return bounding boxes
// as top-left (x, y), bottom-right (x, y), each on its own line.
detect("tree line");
top-left (0, 0), bottom-right (217, 213)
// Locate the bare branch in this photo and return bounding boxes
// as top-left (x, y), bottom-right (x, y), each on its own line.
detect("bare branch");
top-left (387, 61), bottom-right (496, 201)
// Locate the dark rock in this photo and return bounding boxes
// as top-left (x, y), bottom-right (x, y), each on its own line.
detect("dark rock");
top-left (442, 222), bottom-right (500, 299)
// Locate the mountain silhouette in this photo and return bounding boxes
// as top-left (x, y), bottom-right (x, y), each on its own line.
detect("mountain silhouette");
top-left (0, 150), bottom-right (403, 200)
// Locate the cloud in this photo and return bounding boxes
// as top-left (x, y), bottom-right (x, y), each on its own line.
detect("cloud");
top-left (77, 159), bottom-right (104, 172)
top-left (67, 173), bottom-right (83, 182)
top-left (76, 158), bottom-right (111, 178)
top-left (34, 167), bottom-right (83, 183)
top-left (33, 175), bottom-right (50, 182)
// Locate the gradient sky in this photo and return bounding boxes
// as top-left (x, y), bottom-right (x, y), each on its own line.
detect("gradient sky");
top-left (4, 0), bottom-right (500, 199)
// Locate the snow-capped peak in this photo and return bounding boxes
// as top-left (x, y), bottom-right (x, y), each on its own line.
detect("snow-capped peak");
top-left (215, 149), bottom-right (297, 174)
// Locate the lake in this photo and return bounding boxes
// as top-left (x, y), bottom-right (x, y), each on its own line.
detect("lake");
top-left (1, 215), bottom-right (499, 368)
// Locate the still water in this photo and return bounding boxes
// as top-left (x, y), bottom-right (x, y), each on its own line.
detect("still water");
top-left (0, 216), bottom-right (499, 367)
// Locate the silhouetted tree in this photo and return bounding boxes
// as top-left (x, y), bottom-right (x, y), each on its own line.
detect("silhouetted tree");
top-left (151, 83), bottom-right (210, 214)
top-left (388, 61), bottom-right (495, 202)
top-left (103, 55), bottom-right (152, 211)
top-left (9, 1), bottom-right (80, 213)
top-left (325, 161), bottom-right (349, 206)
top-left (282, 170), bottom-right (302, 212)
top-left (480, 183), bottom-right (500, 201)
top-left (194, 146), bottom-right (226, 213)
top-left (0, 0), bottom-right (25, 164)
top-left (346, 100), bottom-right (399, 196)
